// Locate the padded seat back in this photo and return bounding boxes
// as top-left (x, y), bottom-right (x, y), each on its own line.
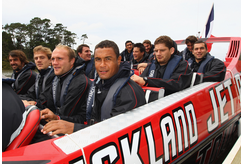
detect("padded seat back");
top-left (142, 86), bottom-right (165, 103)
top-left (6, 105), bottom-right (40, 151)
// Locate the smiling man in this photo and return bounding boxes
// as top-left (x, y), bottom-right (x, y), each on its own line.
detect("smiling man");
top-left (181, 35), bottom-right (198, 61)
top-left (9, 50), bottom-right (36, 95)
top-left (120, 40), bottom-right (134, 61)
top-left (41, 40), bottom-right (146, 136)
top-left (132, 35), bottom-right (193, 96)
top-left (131, 43), bottom-right (149, 69)
top-left (188, 40), bottom-right (226, 82)
top-left (40, 44), bottom-right (91, 125)
top-left (77, 44), bottom-right (95, 78)
top-left (20, 45), bottom-right (55, 108)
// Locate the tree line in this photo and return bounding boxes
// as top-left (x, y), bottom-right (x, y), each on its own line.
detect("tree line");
top-left (2, 17), bottom-right (77, 69)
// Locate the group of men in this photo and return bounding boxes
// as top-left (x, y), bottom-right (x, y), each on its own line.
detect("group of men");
top-left (3, 35), bottom-right (226, 151)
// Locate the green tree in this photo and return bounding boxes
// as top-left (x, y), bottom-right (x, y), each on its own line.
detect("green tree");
top-left (2, 17), bottom-right (78, 61)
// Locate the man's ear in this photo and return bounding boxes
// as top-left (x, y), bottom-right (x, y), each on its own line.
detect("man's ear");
top-left (70, 58), bottom-right (75, 66)
top-left (170, 47), bottom-right (175, 55)
top-left (117, 55), bottom-right (121, 65)
top-left (77, 52), bottom-right (81, 57)
top-left (141, 51), bottom-right (145, 56)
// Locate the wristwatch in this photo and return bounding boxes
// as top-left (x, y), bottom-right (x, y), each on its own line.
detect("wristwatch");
top-left (143, 77), bottom-right (148, 85)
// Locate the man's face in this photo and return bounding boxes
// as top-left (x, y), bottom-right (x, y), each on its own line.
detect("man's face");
top-left (193, 43), bottom-right (207, 63)
top-left (94, 47), bottom-right (121, 80)
top-left (51, 48), bottom-right (75, 76)
top-left (133, 47), bottom-right (144, 62)
top-left (9, 56), bottom-right (24, 72)
top-left (186, 42), bottom-right (194, 52)
top-left (154, 43), bottom-right (174, 66)
top-left (125, 42), bottom-right (133, 52)
top-left (34, 52), bottom-right (51, 71)
top-left (78, 46), bottom-right (91, 61)
top-left (143, 43), bottom-right (151, 53)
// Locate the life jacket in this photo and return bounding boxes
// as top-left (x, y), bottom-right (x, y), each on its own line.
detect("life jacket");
top-left (188, 54), bottom-right (214, 73)
top-left (11, 65), bottom-right (32, 89)
top-left (86, 71), bottom-right (133, 123)
top-left (123, 51), bottom-right (133, 61)
top-left (182, 47), bottom-right (188, 60)
top-left (52, 64), bottom-right (85, 110)
top-left (148, 55), bottom-right (183, 79)
top-left (35, 67), bottom-right (54, 99)
top-left (85, 58), bottom-right (94, 76)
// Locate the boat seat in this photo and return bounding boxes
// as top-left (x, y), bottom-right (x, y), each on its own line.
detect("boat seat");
top-left (142, 86), bottom-right (165, 103)
top-left (132, 69), bottom-right (140, 76)
top-left (6, 105), bottom-right (40, 151)
top-left (190, 72), bottom-right (203, 87)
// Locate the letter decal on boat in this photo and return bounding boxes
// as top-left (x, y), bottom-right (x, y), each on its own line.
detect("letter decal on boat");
top-left (215, 83), bottom-right (228, 124)
top-left (70, 156), bottom-right (85, 164)
top-left (207, 88), bottom-right (219, 133)
top-left (90, 142), bottom-right (119, 164)
top-left (223, 78), bottom-right (234, 116)
top-left (160, 114), bottom-right (177, 164)
top-left (143, 123), bottom-right (163, 164)
top-left (196, 141), bottom-right (212, 164)
top-left (235, 73), bottom-right (241, 107)
top-left (184, 102), bottom-right (198, 147)
top-left (173, 107), bottom-right (188, 154)
top-left (118, 127), bottom-right (143, 164)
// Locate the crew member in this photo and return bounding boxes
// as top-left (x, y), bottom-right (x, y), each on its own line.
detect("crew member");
top-left (120, 40), bottom-right (134, 61)
top-left (181, 35), bottom-right (198, 61)
top-left (41, 40), bottom-right (146, 136)
top-left (189, 40), bottom-right (226, 82)
top-left (41, 44), bottom-right (91, 124)
top-left (9, 50), bottom-right (37, 95)
top-left (132, 35), bottom-right (193, 96)
top-left (132, 43), bottom-right (149, 69)
top-left (77, 44), bottom-right (95, 78)
top-left (20, 45), bottom-right (55, 109)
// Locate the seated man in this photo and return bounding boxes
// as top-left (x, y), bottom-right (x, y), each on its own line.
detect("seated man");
top-left (41, 44), bottom-right (91, 124)
top-left (132, 35), bottom-right (193, 96)
top-left (181, 35), bottom-right (198, 61)
top-left (9, 50), bottom-right (37, 95)
top-left (188, 40), bottom-right (226, 82)
top-left (131, 43), bottom-right (149, 69)
top-left (41, 40), bottom-right (146, 136)
top-left (143, 39), bottom-right (154, 61)
top-left (20, 45), bottom-right (55, 109)
top-left (77, 44), bottom-right (95, 78)
top-left (2, 76), bottom-right (26, 151)
top-left (120, 40), bottom-right (134, 61)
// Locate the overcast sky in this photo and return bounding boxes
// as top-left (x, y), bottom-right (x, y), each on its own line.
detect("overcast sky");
top-left (2, 0), bottom-right (241, 59)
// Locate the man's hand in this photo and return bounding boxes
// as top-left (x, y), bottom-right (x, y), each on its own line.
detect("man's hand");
top-left (41, 108), bottom-right (58, 122)
top-left (28, 101), bottom-right (36, 105)
top-left (131, 74), bottom-right (146, 86)
top-left (22, 100), bottom-right (36, 106)
top-left (41, 120), bottom-right (74, 136)
top-left (137, 63), bottom-right (148, 74)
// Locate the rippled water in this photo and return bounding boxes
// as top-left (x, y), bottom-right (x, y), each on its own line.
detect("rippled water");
top-left (2, 70), bottom-right (12, 77)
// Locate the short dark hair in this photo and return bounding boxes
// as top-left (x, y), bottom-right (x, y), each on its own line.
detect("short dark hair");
top-left (77, 44), bottom-right (90, 54)
top-left (95, 40), bottom-right (120, 58)
top-left (154, 36), bottom-right (174, 49)
top-left (9, 50), bottom-right (29, 64)
top-left (125, 40), bottom-right (133, 46)
top-left (133, 43), bottom-right (145, 52)
top-left (185, 35), bottom-right (198, 44)
top-left (194, 40), bottom-right (207, 50)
